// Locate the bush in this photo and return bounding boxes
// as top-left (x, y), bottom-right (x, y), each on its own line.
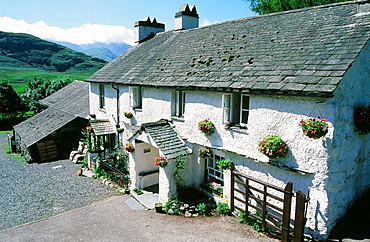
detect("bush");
top-left (217, 202), bottom-right (231, 215)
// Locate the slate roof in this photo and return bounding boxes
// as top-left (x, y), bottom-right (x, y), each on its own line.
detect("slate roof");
top-left (87, 1), bottom-right (370, 97)
top-left (40, 80), bottom-right (90, 118)
top-left (90, 120), bottom-right (116, 135)
top-left (14, 81), bottom-right (90, 147)
top-left (14, 108), bottom-right (77, 147)
top-left (142, 119), bottom-right (190, 159)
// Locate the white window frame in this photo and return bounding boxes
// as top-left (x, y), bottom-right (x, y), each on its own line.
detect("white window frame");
top-left (99, 84), bottom-right (105, 109)
top-left (206, 152), bottom-right (225, 184)
top-left (129, 86), bottom-right (142, 109)
top-left (172, 90), bottom-right (186, 117)
top-left (239, 94), bottom-right (250, 128)
top-left (222, 93), bottom-right (250, 128)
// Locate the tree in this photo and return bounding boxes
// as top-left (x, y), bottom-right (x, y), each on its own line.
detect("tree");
top-left (0, 81), bottom-right (24, 118)
top-left (21, 77), bottom-right (72, 112)
top-left (244, 0), bottom-right (350, 14)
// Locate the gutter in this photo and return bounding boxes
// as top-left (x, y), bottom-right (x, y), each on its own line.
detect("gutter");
top-left (111, 84), bottom-right (120, 127)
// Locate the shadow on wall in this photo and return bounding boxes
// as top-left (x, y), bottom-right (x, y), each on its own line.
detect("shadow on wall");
top-left (329, 188), bottom-right (370, 240)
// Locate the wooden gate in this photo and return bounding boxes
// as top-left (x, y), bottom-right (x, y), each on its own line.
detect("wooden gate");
top-left (230, 164), bottom-right (308, 242)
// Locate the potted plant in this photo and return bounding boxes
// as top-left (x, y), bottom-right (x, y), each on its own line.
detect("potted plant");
top-left (354, 105), bottom-right (370, 135)
top-left (116, 127), bottom-right (124, 134)
top-left (300, 117), bottom-right (328, 139)
top-left (198, 119), bottom-right (215, 136)
top-left (258, 135), bottom-right (288, 159)
top-left (124, 112), bottom-right (133, 118)
top-left (125, 143), bottom-right (135, 153)
top-left (216, 159), bottom-right (232, 172)
top-left (198, 147), bottom-right (212, 158)
top-left (154, 156), bottom-right (168, 167)
top-left (155, 203), bottom-right (163, 213)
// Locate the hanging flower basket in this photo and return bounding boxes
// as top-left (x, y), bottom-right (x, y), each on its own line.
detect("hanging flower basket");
top-left (354, 105), bottom-right (370, 135)
top-left (300, 117), bottom-right (328, 139)
top-left (125, 143), bottom-right (135, 153)
top-left (258, 135), bottom-right (288, 159)
top-left (116, 128), bottom-right (124, 134)
top-left (154, 156), bottom-right (168, 167)
top-left (198, 148), bottom-right (212, 158)
top-left (198, 119), bottom-right (215, 136)
top-left (86, 125), bottom-right (93, 133)
top-left (124, 112), bottom-right (133, 118)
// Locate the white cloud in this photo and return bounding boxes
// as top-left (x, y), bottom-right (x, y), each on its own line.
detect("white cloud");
top-left (0, 16), bottom-right (135, 45)
top-left (200, 19), bottom-right (219, 27)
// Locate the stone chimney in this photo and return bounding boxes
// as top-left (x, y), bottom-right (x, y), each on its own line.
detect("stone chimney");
top-left (134, 17), bottom-right (165, 44)
top-left (174, 4), bottom-right (199, 31)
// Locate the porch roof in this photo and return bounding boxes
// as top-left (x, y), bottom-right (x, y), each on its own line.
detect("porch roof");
top-left (142, 119), bottom-right (190, 159)
top-left (90, 120), bottom-right (116, 136)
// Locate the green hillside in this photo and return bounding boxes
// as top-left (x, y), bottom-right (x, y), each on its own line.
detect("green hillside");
top-left (0, 31), bottom-right (107, 72)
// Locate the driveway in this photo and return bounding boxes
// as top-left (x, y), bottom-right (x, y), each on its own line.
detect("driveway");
top-left (0, 133), bottom-right (276, 241)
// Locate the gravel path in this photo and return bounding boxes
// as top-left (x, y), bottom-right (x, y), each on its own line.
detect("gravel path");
top-left (0, 133), bottom-right (117, 231)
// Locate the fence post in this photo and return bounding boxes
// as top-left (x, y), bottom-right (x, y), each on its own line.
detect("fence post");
top-left (230, 163), bottom-right (235, 212)
top-left (293, 190), bottom-right (306, 242)
top-left (281, 182), bottom-right (293, 242)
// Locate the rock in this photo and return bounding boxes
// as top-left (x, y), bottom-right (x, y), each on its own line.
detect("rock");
top-left (168, 209), bottom-right (175, 215)
top-left (192, 213), bottom-right (199, 217)
top-left (185, 211), bottom-right (192, 218)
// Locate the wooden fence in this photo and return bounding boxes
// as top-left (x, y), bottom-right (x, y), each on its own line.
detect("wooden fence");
top-left (230, 164), bottom-right (308, 242)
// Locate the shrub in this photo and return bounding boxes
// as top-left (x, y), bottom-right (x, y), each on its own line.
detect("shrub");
top-left (216, 159), bottom-right (232, 172)
top-left (217, 202), bottom-right (231, 215)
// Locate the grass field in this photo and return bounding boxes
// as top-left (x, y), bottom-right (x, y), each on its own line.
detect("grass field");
top-left (0, 69), bottom-right (93, 94)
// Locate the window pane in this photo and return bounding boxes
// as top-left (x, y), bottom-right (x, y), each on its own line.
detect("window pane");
top-left (242, 95), bottom-right (249, 109)
top-left (241, 110), bottom-right (248, 124)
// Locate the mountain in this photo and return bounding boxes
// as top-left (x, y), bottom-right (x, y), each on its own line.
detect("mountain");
top-left (48, 41), bottom-right (131, 61)
top-left (0, 31), bottom-right (107, 72)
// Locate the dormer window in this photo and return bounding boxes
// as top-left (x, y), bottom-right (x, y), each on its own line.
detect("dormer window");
top-left (222, 93), bottom-right (249, 128)
top-left (99, 84), bottom-right (105, 109)
top-left (130, 86), bottom-right (142, 109)
top-left (172, 90), bottom-right (186, 118)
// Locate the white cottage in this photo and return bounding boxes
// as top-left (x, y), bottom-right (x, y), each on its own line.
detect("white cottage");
top-left (86, 2), bottom-right (370, 240)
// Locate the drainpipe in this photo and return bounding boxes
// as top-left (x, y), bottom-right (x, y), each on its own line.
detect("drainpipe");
top-left (111, 84), bottom-right (120, 127)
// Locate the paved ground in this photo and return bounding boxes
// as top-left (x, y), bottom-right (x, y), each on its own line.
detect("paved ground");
top-left (0, 133), bottom-right (276, 241)
top-left (0, 195), bottom-right (277, 242)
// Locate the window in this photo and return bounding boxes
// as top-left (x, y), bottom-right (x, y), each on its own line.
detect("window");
top-left (130, 86), bottom-right (142, 109)
top-left (99, 84), bottom-right (105, 109)
top-left (222, 93), bottom-right (250, 128)
top-left (206, 153), bottom-right (225, 184)
top-left (172, 90), bottom-right (186, 117)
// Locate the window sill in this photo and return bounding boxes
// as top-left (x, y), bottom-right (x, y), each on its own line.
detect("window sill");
top-left (171, 116), bottom-right (185, 122)
top-left (225, 125), bottom-right (248, 134)
top-left (133, 108), bottom-right (142, 112)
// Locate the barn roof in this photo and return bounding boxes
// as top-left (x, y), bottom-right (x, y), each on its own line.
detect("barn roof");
top-left (87, 1), bottom-right (370, 97)
top-left (14, 81), bottom-right (90, 147)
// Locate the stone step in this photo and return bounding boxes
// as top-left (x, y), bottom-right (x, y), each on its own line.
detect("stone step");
top-left (124, 197), bottom-right (147, 210)
top-left (131, 190), bottom-right (159, 210)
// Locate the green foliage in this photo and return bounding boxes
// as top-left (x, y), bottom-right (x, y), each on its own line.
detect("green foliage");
top-left (174, 157), bottom-right (186, 186)
top-left (239, 212), bottom-right (271, 233)
top-left (216, 159), bottom-right (232, 172)
top-left (0, 31), bottom-right (107, 72)
top-left (21, 77), bottom-right (72, 112)
top-left (258, 135), bottom-right (288, 159)
top-left (244, 0), bottom-right (349, 14)
top-left (0, 80), bottom-right (25, 118)
top-left (164, 199), bottom-right (182, 215)
top-left (105, 145), bottom-right (129, 174)
top-left (217, 202), bottom-right (231, 215)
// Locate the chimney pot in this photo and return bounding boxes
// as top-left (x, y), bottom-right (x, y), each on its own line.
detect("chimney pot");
top-left (175, 4), bottom-right (199, 31)
top-left (134, 17), bottom-right (165, 44)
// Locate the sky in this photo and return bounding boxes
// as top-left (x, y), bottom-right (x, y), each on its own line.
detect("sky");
top-left (0, 0), bottom-right (255, 46)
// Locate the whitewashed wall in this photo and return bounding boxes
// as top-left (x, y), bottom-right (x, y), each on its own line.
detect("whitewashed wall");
top-left (88, 41), bottom-right (370, 239)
